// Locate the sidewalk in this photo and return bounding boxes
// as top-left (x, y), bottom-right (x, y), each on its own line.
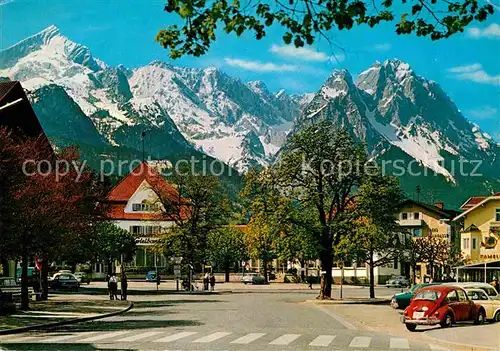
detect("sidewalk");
top-left (424, 324), bottom-right (500, 350)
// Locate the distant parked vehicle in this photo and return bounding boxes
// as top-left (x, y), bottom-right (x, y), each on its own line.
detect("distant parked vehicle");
top-left (48, 273), bottom-right (79, 292)
top-left (73, 272), bottom-right (91, 285)
top-left (386, 276), bottom-right (409, 288)
top-left (146, 270), bottom-right (160, 282)
top-left (402, 285), bottom-right (486, 332)
top-left (465, 288), bottom-right (500, 322)
top-left (390, 283), bottom-right (441, 310)
top-left (241, 273), bottom-right (266, 285)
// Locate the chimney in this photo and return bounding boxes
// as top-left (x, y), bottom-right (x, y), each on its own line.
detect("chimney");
top-left (435, 202), bottom-right (444, 209)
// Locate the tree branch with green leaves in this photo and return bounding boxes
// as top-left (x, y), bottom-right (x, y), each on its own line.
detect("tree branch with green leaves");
top-left (156, 0), bottom-right (494, 58)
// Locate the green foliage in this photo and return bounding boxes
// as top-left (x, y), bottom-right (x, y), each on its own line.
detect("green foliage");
top-left (95, 221), bottom-right (137, 263)
top-left (207, 227), bottom-right (248, 269)
top-left (157, 0), bottom-right (495, 58)
top-left (155, 165), bottom-right (232, 267)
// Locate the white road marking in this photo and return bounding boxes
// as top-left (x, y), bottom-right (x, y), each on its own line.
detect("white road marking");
top-left (390, 338), bottom-right (410, 349)
top-left (78, 331), bottom-right (129, 342)
top-left (40, 334), bottom-right (80, 343)
top-left (309, 335), bottom-right (336, 347)
top-left (349, 336), bottom-right (371, 348)
top-left (429, 344), bottom-right (451, 351)
top-left (192, 332), bottom-right (232, 343)
top-left (116, 331), bottom-right (163, 342)
top-left (269, 334), bottom-right (301, 345)
top-left (230, 333), bottom-right (266, 344)
top-left (154, 331), bottom-right (197, 343)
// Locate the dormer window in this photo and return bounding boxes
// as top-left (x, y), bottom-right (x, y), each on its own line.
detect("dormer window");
top-left (132, 201), bottom-right (156, 212)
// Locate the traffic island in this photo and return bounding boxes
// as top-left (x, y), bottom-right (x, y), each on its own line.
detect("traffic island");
top-left (0, 300), bottom-right (132, 335)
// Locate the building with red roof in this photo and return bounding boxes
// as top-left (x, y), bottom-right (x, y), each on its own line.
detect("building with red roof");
top-left (96, 161), bottom-right (188, 276)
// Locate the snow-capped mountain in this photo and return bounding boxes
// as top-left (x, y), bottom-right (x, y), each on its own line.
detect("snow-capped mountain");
top-left (293, 59), bottom-right (500, 204)
top-left (0, 26), bottom-right (301, 171)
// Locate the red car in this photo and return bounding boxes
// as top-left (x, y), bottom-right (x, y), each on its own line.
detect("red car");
top-left (401, 285), bottom-right (486, 332)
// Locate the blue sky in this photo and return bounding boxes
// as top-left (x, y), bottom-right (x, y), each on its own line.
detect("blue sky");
top-left (1, 0), bottom-right (499, 139)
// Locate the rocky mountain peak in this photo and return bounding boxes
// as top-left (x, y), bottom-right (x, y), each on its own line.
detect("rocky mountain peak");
top-left (247, 80), bottom-right (271, 97)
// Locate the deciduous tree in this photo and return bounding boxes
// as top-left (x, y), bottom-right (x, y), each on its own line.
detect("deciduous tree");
top-left (157, 0), bottom-right (495, 58)
top-left (207, 227), bottom-right (248, 282)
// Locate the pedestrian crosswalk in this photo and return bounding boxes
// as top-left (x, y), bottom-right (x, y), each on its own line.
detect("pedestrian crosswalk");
top-left (0, 330), bottom-right (450, 350)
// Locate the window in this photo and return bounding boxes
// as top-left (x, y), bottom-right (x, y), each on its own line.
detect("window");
top-left (414, 212), bottom-right (420, 220)
top-left (402, 213), bottom-right (408, 220)
top-left (446, 290), bottom-right (458, 302)
top-left (413, 228), bottom-right (422, 237)
top-left (463, 238), bottom-right (470, 249)
top-left (132, 203), bottom-right (156, 212)
top-left (472, 238), bottom-right (477, 250)
top-left (457, 289), bottom-right (467, 302)
top-left (496, 208), bottom-right (500, 222)
top-left (129, 226), bottom-right (162, 236)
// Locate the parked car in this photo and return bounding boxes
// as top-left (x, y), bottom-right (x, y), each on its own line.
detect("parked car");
top-left (443, 282), bottom-right (499, 299)
top-left (241, 273), bottom-right (266, 285)
top-left (146, 270), bottom-right (160, 282)
top-left (386, 276), bottom-right (410, 288)
top-left (73, 272), bottom-right (91, 285)
top-left (465, 288), bottom-right (500, 322)
top-left (15, 267), bottom-right (41, 291)
top-left (48, 273), bottom-right (79, 291)
top-left (401, 285), bottom-right (486, 332)
top-left (390, 283), bottom-right (441, 310)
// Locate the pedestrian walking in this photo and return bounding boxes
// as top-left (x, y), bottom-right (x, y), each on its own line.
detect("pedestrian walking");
top-left (209, 274), bottom-right (216, 292)
top-left (108, 273), bottom-right (118, 300)
top-left (120, 272), bottom-right (128, 301)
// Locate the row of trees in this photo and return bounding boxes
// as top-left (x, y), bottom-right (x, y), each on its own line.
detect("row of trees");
top-left (152, 121), bottom-right (462, 299)
top-left (0, 128), bottom-right (137, 309)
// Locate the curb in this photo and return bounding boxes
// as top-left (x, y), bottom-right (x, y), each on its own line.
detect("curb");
top-left (423, 332), bottom-right (499, 351)
top-left (0, 301), bottom-right (133, 336)
top-left (305, 298), bottom-right (390, 305)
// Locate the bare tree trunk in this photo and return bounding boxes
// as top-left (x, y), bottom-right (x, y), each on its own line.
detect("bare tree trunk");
top-left (107, 259), bottom-right (113, 276)
top-left (224, 260), bottom-right (230, 283)
top-left (263, 260), bottom-right (269, 284)
top-left (369, 248), bottom-right (375, 299)
top-left (41, 259), bottom-right (49, 300)
top-left (318, 251), bottom-right (333, 299)
top-left (300, 259), bottom-right (306, 282)
top-left (21, 254), bottom-right (29, 310)
top-left (1, 257), bottom-right (9, 277)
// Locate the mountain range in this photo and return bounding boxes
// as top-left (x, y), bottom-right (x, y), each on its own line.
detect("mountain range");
top-left (1, 25), bottom-right (499, 208)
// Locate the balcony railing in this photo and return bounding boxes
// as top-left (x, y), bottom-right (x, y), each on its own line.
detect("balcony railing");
top-left (397, 219), bottom-right (423, 227)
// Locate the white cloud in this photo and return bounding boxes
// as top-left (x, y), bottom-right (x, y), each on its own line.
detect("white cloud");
top-left (0, 0), bottom-right (14, 5)
top-left (447, 63), bottom-right (500, 85)
top-left (269, 44), bottom-right (345, 63)
top-left (467, 23), bottom-right (500, 39)
top-left (447, 63), bottom-right (482, 73)
top-left (270, 44), bottom-right (328, 62)
top-left (224, 58), bottom-right (298, 72)
top-left (373, 43), bottom-right (392, 51)
top-left (467, 106), bottom-right (498, 119)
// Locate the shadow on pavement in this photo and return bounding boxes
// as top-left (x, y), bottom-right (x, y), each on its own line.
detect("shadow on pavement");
top-left (59, 287), bottom-right (219, 296)
top-left (122, 309), bottom-right (179, 317)
top-left (0, 344), bottom-right (133, 351)
top-left (53, 319), bottom-right (203, 332)
top-left (132, 299), bottom-right (223, 308)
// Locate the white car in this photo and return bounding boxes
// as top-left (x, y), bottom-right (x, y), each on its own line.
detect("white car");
top-left (241, 273), bottom-right (265, 285)
top-left (385, 276), bottom-right (409, 288)
top-left (465, 288), bottom-right (500, 322)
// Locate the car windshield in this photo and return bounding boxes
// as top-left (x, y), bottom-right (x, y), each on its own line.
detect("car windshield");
top-left (480, 287), bottom-right (498, 297)
top-left (414, 290), bottom-right (441, 301)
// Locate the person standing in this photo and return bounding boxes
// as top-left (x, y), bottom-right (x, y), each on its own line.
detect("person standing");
top-left (204, 272), bottom-right (209, 291)
top-left (121, 272), bottom-right (128, 300)
top-left (209, 274), bottom-right (216, 292)
top-left (108, 273), bottom-right (118, 300)
top-left (491, 276), bottom-right (499, 293)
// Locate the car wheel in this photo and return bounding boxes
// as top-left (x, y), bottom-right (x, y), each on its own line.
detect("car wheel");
top-left (494, 311), bottom-right (500, 323)
top-left (474, 309), bottom-right (486, 325)
top-left (440, 313), bottom-right (453, 328)
top-left (405, 323), bottom-right (417, 332)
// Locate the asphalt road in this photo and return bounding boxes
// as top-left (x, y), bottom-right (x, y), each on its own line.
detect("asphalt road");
top-left (0, 292), bottom-right (449, 351)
